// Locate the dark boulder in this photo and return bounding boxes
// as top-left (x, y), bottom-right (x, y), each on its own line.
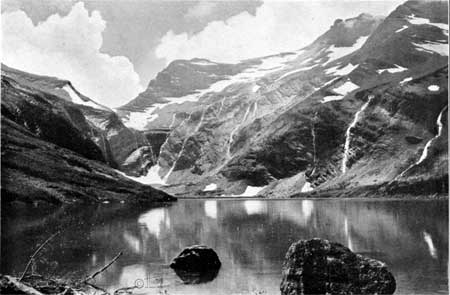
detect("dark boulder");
top-left (280, 238), bottom-right (396, 295)
top-left (170, 245), bottom-right (221, 284)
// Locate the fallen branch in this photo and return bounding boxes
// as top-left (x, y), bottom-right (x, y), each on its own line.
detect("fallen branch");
top-left (113, 285), bottom-right (138, 295)
top-left (20, 232), bottom-right (60, 281)
top-left (85, 281), bottom-right (109, 295)
top-left (83, 252), bottom-right (123, 283)
top-left (2, 275), bottom-right (45, 295)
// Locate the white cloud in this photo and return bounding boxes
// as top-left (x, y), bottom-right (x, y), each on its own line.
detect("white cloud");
top-left (155, 1), bottom-right (404, 65)
top-left (185, 2), bottom-right (218, 19)
top-left (2, 2), bottom-right (143, 108)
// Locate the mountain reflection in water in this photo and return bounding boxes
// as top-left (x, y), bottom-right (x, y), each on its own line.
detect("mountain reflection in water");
top-left (1, 199), bottom-right (448, 295)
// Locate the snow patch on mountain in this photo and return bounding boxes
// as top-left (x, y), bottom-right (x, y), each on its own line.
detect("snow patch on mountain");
top-left (407, 14), bottom-right (449, 35)
top-left (323, 77), bottom-right (341, 88)
top-left (377, 64), bottom-right (408, 74)
top-left (400, 77), bottom-right (413, 84)
top-left (301, 181), bottom-right (313, 192)
top-left (62, 84), bottom-right (108, 110)
top-left (124, 52), bottom-right (307, 130)
top-left (321, 80), bottom-right (359, 103)
top-left (324, 36), bottom-right (369, 65)
top-left (203, 183), bottom-right (218, 191)
top-left (124, 107), bottom-right (159, 130)
top-left (322, 95), bottom-right (344, 103)
top-left (238, 185), bottom-right (267, 197)
top-left (412, 41), bottom-right (448, 56)
top-left (85, 115), bottom-right (110, 130)
top-left (116, 165), bottom-right (167, 185)
top-left (333, 81), bottom-right (359, 95)
top-left (123, 147), bottom-right (149, 166)
top-left (428, 85), bottom-right (440, 92)
top-left (395, 25), bottom-right (408, 33)
top-left (190, 60), bottom-right (218, 66)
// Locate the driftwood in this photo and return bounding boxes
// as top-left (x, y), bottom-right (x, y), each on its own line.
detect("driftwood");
top-left (1, 275), bottom-right (45, 295)
top-left (83, 251), bottom-right (123, 283)
top-left (85, 281), bottom-right (109, 295)
top-left (2, 234), bottom-right (139, 295)
top-left (113, 286), bottom-right (138, 295)
top-left (20, 232), bottom-right (60, 281)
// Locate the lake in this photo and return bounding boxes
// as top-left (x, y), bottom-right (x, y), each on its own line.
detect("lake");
top-left (1, 198), bottom-right (448, 295)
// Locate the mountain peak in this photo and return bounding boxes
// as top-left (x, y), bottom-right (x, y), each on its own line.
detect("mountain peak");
top-left (392, 0), bottom-right (449, 23)
top-left (311, 13), bottom-right (383, 48)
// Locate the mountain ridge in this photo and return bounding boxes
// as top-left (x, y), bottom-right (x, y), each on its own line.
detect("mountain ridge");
top-left (114, 0), bottom-right (447, 198)
top-left (2, 0), bottom-right (448, 201)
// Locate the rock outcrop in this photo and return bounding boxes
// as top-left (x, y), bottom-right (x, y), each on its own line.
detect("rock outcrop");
top-left (280, 238), bottom-right (396, 295)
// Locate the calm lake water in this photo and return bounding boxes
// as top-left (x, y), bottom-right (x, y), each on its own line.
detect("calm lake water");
top-left (1, 199), bottom-right (448, 295)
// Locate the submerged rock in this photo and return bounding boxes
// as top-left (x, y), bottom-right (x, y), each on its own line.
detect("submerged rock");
top-left (170, 245), bottom-right (221, 284)
top-left (280, 238), bottom-right (396, 295)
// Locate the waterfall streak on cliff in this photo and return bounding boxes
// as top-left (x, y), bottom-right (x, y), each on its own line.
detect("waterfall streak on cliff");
top-left (168, 114), bottom-right (177, 129)
top-left (312, 122), bottom-right (316, 168)
top-left (217, 98), bottom-right (226, 117)
top-left (341, 95), bottom-right (374, 174)
top-left (395, 106), bottom-right (447, 179)
top-left (163, 110), bottom-right (206, 182)
top-left (416, 106), bottom-right (446, 165)
top-left (253, 101), bottom-right (258, 118)
top-left (227, 105), bottom-right (251, 159)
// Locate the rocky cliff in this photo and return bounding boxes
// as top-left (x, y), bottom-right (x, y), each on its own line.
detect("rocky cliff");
top-left (114, 1), bottom-right (448, 198)
top-left (1, 66), bottom-right (174, 205)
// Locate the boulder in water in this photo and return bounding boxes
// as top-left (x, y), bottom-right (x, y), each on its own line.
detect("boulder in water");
top-left (170, 245), bottom-right (221, 284)
top-left (280, 238), bottom-right (396, 295)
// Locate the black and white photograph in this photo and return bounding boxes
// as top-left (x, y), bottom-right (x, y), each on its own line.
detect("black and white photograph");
top-left (0, 0), bottom-right (448, 294)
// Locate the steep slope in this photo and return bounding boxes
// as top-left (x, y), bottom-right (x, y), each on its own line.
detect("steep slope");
top-left (118, 0), bottom-right (448, 197)
top-left (1, 71), bottom-right (174, 205)
top-left (259, 0), bottom-right (449, 197)
top-left (1, 65), bottom-right (157, 176)
top-left (117, 13), bottom-right (383, 191)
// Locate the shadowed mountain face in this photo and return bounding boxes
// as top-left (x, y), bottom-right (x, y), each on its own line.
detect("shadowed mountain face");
top-left (1, 67), bottom-right (174, 205)
top-left (1, 65), bottom-right (159, 176)
top-left (114, 1), bottom-right (448, 198)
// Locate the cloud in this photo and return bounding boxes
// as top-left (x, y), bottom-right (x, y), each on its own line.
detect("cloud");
top-left (185, 2), bottom-right (218, 19)
top-left (155, 1), bottom-right (404, 65)
top-left (2, 2), bottom-right (143, 108)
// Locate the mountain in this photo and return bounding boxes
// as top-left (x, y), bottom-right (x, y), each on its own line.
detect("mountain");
top-left (1, 65), bottom-right (174, 205)
top-left (118, 1), bottom-right (448, 197)
top-left (4, 0), bottom-right (446, 201)
top-left (1, 65), bottom-right (161, 176)
top-left (115, 1), bottom-right (448, 198)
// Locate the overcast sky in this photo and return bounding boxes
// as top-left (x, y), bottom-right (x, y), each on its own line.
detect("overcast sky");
top-left (2, 0), bottom-right (404, 107)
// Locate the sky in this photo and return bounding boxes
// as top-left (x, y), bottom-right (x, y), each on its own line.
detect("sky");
top-left (1, 0), bottom-right (404, 107)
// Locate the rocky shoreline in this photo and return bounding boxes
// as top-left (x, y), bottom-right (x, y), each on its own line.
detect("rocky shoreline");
top-left (1, 238), bottom-right (397, 295)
